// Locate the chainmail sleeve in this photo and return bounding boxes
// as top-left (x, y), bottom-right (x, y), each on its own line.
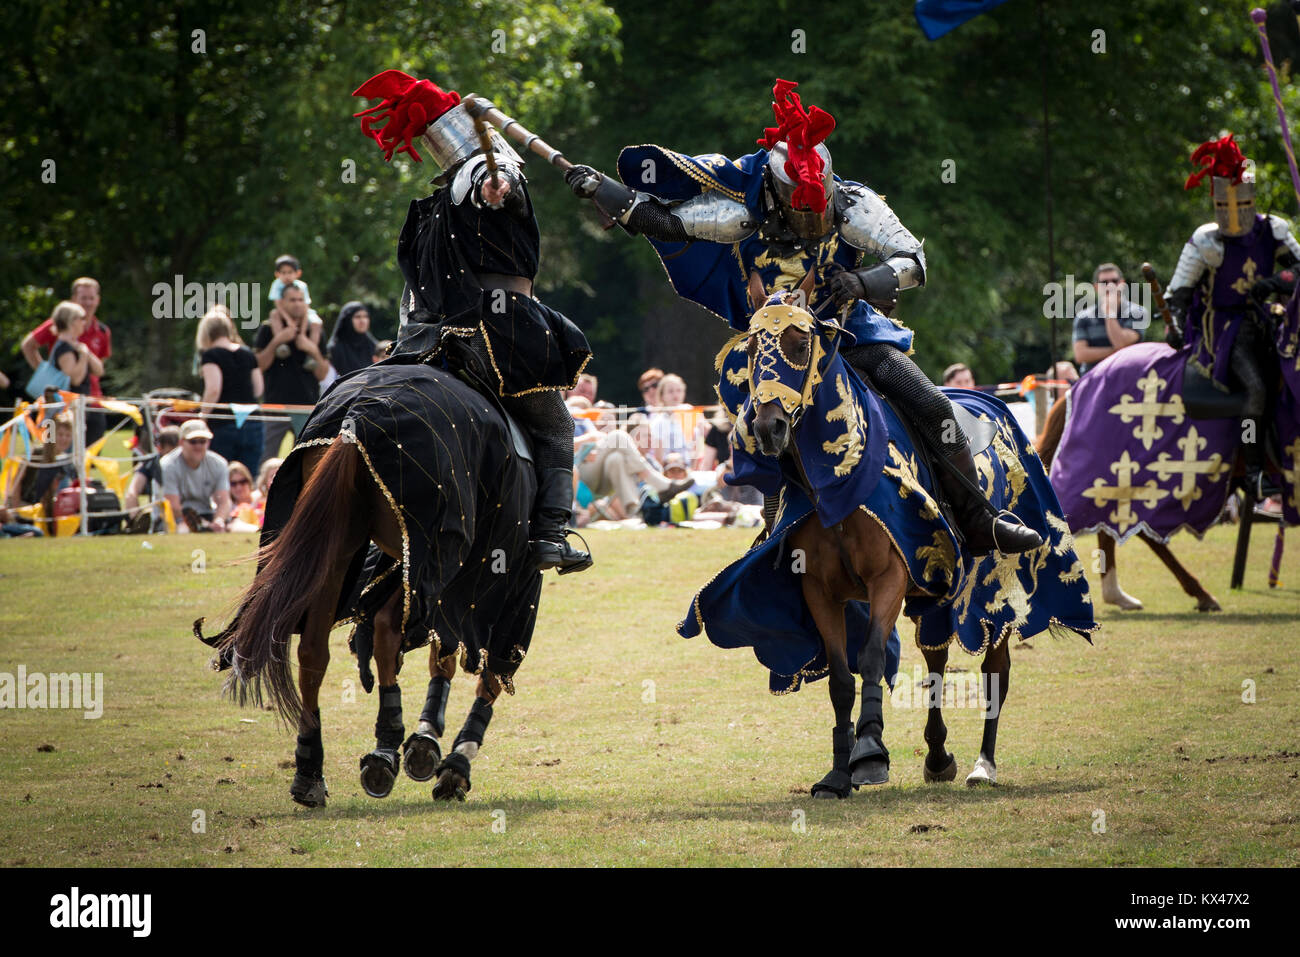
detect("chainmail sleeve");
top-left (625, 201), bottom-right (690, 242)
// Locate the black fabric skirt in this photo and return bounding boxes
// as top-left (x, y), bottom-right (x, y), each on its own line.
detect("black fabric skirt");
top-left (433, 293), bottom-right (590, 398)
top-left (261, 355), bottom-right (543, 690)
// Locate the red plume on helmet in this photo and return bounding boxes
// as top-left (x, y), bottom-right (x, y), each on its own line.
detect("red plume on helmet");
top-left (352, 70), bottom-right (461, 162)
top-left (757, 79), bottom-right (836, 213)
top-left (1184, 133), bottom-right (1249, 191)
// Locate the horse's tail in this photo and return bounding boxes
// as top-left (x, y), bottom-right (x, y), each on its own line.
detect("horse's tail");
top-left (1035, 394), bottom-right (1068, 469)
top-left (219, 436), bottom-right (361, 728)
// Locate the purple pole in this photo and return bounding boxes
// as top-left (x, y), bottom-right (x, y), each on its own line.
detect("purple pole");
top-left (1252, 8), bottom-right (1300, 210)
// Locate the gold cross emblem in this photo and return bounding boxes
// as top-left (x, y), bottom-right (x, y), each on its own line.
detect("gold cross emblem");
top-left (1230, 257), bottom-right (1259, 296)
top-left (1282, 437), bottom-right (1300, 511)
top-left (1107, 370), bottom-right (1186, 450)
top-left (1082, 451), bottom-right (1170, 531)
top-left (1145, 425), bottom-right (1232, 511)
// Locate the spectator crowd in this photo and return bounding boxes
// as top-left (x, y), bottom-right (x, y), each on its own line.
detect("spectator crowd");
top-left (5, 256), bottom-right (1144, 539)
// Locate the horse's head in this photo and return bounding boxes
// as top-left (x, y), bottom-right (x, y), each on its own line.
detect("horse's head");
top-left (745, 296), bottom-right (832, 456)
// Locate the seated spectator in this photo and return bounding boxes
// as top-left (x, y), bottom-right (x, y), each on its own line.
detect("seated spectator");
top-left (198, 307), bottom-right (264, 470)
top-left (327, 301), bottom-right (379, 378)
top-left (372, 340), bottom-right (392, 363)
top-left (1, 505), bottom-right (42, 538)
top-left (255, 457), bottom-right (283, 504)
top-left (695, 408), bottom-right (733, 471)
top-left (4, 412), bottom-right (78, 509)
top-left (226, 460), bottom-right (262, 531)
top-left (125, 426), bottom-right (181, 533)
top-left (942, 363), bottom-right (975, 389)
top-left (160, 420), bottom-right (232, 533)
top-left (577, 416), bottom-right (693, 520)
top-left (1073, 262), bottom-right (1145, 375)
top-left (567, 372), bottom-right (598, 404)
top-left (649, 373), bottom-right (693, 465)
top-left (636, 367), bottom-right (664, 412)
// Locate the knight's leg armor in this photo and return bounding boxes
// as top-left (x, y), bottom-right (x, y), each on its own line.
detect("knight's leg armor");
top-left (500, 388), bottom-right (593, 574)
top-left (842, 343), bottom-right (1042, 555)
top-left (1228, 321), bottom-right (1271, 498)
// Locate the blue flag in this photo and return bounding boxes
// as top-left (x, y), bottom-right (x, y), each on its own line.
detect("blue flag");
top-left (914, 0), bottom-right (1012, 40)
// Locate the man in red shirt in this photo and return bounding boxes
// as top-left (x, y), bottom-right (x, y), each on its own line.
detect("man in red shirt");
top-left (22, 277), bottom-right (113, 444)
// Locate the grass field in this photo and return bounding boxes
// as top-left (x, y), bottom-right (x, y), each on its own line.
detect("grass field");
top-left (1, 522), bottom-right (1297, 867)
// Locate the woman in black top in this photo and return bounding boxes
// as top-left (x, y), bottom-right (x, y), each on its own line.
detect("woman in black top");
top-left (326, 301), bottom-right (379, 378)
top-left (51, 300), bottom-right (101, 397)
top-left (197, 307), bottom-right (264, 468)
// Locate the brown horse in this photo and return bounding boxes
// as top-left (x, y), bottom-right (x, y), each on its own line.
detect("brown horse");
top-left (200, 361), bottom-right (540, 806)
top-left (742, 306), bottom-right (1052, 795)
top-left (1036, 393), bottom-right (1221, 612)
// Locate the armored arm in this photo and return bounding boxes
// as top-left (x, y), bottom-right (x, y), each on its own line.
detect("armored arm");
top-left (564, 165), bottom-right (756, 243)
top-left (1162, 227), bottom-right (1216, 347)
top-left (831, 184), bottom-right (927, 311)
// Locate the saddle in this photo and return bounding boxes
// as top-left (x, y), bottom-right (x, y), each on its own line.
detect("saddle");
top-left (1181, 359), bottom-right (1249, 420)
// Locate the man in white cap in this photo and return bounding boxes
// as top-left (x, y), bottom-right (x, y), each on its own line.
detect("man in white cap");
top-left (160, 419), bottom-right (232, 532)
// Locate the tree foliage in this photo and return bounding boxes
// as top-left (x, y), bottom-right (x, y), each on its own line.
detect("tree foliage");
top-left (3, 0), bottom-right (1299, 403)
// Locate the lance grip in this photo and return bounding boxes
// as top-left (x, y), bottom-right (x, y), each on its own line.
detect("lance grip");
top-left (1142, 263), bottom-right (1175, 328)
top-left (465, 96), bottom-right (612, 226)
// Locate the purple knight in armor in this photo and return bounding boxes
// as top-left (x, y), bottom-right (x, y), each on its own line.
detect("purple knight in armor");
top-left (563, 79), bottom-right (1041, 555)
top-left (1163, 133), bottom-right (1300, 497)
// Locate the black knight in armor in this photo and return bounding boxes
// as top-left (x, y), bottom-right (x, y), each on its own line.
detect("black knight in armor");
top-left (353, 71), bottom-right (593, 573)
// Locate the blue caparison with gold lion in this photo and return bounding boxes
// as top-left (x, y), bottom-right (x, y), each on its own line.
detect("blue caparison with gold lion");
top-left (679, 339), bottom-right (1097, 694)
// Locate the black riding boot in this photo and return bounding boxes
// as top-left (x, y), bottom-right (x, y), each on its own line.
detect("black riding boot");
top-left (530, 467), bottom-right (593, 574)
top-left (939, 446), bottom-right (1043, 555)
top-left (1239, 427), bottom-right (1270, 500)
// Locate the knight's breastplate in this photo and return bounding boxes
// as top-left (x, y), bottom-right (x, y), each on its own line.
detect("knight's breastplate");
top-left (1206, 220), bottom-right (1277, 310)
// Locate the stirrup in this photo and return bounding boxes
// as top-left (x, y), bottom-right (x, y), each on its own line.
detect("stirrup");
top-left (531, 527), bottom-right (593, 575)
top-left (989, 509), bottom-right (1043, 554)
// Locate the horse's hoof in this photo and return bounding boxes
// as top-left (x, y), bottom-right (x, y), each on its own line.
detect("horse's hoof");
top-left (811, 769), bottom-right (853, 799)
top-left (432, 752), bottom-right (471, 802)
top-left (432, 770), bottom-right (468, 802)
top-left (359, 750), bottom-right (399, 799)
top-left (923, 752), bottom-right (958, 783)
top-left (290, 772), bottom-right (328, 808)
top-left (850, 759), bottom-right (890, 787)
top-left (1197, 596), bottom-right (1222, 613)
top-left (849, 734), bottom-right (890, 787)
top-left (965, 755), bottom-right (997, 787)
top-left (402, 732), bottom-right (441, 782)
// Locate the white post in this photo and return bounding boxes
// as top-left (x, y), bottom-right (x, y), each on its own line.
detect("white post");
top-left (76, 394), bottom-right (89, 536)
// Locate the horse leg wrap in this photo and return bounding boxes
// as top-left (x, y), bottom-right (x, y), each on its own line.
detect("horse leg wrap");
top-left (453, 697), bottom-right (494, 751)
top-left (374, 684), bottom-right (405, 751)
top-left (832, 723), bottom-right (854, 772)
top-left (811, 724), bottom-right (856, 799)
top-left (294, 712), bottom-right (325, 777)
top-left (419, 675), bottom-right (451, 737)
top-left (850, 685), bottom-right (890, 785)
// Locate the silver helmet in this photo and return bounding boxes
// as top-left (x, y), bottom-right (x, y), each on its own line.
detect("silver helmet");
top-left (419, 99), bottom-right (522, 177)
top-left (1211, 173), bottom-right (1255, 237)
top-left (767, 141), bottom-right (835, 240)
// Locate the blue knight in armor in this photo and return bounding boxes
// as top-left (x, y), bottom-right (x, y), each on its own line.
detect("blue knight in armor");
top-left (1163, 133), bottom-right (1300, 498)
top-left (565, 79), bottom-right (1041, 554)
